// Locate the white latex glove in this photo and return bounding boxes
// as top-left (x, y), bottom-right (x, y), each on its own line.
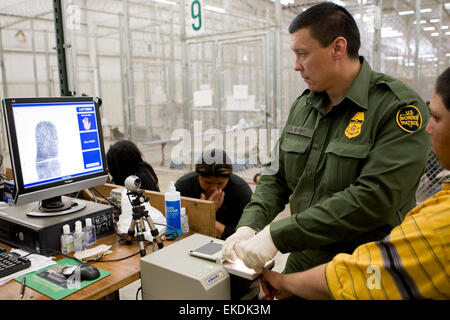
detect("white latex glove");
top-left (222, 226), bottom-right (256, 262)
top-left (234, 225), bottom-right (278, 272)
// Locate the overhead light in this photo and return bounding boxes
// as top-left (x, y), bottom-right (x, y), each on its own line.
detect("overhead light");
top-left (152, 0), bottom-right (177, 5)
top-left (399, 10), bottom-right (414, 15)
top-left (442, 26), bottom-right (449, 30)
top-left (270, 0), bottom-right (294, 5)
top-left (446, 53), bottom-right (450, 57)
top-left (204, 5), bottom-right (226, 13)
top-left (386, 56), bottom-right (402, 60)
top-left (381, 29), bottom-right (403, 38)
top-left (431, 32), bottom-right (439, 37)
top-left (447, 31), bottom-right (450, 35)
top-left (420, 8), bottom-right (432, 13)
top-left (328, 0), bottom-right (346, 6)
top-left (430, 18), bottom-right (440, 23)
top-left (423, 26), bottom-right (435, 31)
top-left (446, 3), bottom-right (450, 10)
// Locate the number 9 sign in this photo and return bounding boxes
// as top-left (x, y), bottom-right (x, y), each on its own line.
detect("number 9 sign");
top-left (189, 0), bottom-right (204, 34)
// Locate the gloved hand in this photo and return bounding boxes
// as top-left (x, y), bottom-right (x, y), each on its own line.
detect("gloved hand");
top-left (234, 225), bottom-right (278, 272)
top-left (222, 226), bottom-right (255, 262)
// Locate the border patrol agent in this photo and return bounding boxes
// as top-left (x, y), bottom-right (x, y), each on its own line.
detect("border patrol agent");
top-left (223, 2), bottom-right (430, 275)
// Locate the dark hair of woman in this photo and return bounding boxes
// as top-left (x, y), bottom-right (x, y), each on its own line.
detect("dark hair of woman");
top-left (195, 148), bottom-right (233, 178)
top-left (106, 140), bottom-right (159, 192)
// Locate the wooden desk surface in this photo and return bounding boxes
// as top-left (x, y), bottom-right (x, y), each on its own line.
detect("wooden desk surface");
top-left (0, 232), bottom-right (189, 300)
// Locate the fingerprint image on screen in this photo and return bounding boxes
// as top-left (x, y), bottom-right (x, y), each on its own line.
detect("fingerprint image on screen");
top-left (35, 121), bottom-right (61, 180)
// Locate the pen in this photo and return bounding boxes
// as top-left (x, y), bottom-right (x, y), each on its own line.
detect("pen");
top-left (20, 277), bottom-right (26, 299)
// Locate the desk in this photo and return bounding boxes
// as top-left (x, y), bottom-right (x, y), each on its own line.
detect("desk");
top-left (0, 232), bottom-right (190, 300)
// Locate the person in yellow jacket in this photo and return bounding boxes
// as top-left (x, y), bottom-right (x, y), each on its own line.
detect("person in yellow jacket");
top-left (261, 67), bottom-right (450, 300)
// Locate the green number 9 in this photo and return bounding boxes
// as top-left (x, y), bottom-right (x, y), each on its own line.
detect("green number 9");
top-left (191, 0), bottom-right (202, 31)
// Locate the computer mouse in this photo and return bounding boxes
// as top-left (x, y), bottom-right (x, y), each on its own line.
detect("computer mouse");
top-left (79, 263), bottom-right (100, 281)
top-left (62, 263), bottom-right (100, 281)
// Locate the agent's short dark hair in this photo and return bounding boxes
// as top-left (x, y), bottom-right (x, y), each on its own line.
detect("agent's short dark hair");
top-left (289, 2), bottom-right (360, 60)
top-left (435, 67), bottom-right (450, 111)
top-left (195, 149), bottom-right (233, 178)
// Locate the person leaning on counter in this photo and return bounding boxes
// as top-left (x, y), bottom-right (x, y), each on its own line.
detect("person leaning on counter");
top-left (222, 2), bottom-right (431, 276)
top-left (261, 67), bottom-right (450, 300)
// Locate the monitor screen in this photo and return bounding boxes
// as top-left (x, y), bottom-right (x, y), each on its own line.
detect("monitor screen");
top-left (2, 96), bottom-right (108, 215)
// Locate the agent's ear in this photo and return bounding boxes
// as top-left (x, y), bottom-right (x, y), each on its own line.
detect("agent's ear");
top-left (332, 36), bottom-right (347, 59)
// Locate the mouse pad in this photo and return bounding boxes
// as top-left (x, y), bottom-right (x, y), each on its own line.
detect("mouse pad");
top-left (15, 258), bottom-right (110, 300)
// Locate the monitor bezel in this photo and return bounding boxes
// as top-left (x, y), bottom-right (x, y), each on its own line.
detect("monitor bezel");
top-left (2, 96), bottom-right (108, 206)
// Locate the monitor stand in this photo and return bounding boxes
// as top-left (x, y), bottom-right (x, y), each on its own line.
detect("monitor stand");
top-left (27, 198), bottom-right (87, 217)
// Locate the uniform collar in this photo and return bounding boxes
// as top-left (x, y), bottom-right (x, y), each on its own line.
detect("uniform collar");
top-left (344, 56), bottom-right (371, 111)
top-left (307, 56), bottom-right (372, 112)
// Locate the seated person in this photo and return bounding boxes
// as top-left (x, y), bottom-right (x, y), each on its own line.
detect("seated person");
top-left (260, 67), bottom-right (450, 300)
top-left (175, 149), bottom-right (252, 240)
top-left (106, 140), bottom-right (160, 192)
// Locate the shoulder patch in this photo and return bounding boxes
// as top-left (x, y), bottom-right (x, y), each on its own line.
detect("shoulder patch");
top-left (396, 105), bottom-right (422, 133)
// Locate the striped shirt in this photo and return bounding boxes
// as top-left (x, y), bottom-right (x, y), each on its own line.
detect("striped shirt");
top-left (325, 181), bottom-right (450, 300)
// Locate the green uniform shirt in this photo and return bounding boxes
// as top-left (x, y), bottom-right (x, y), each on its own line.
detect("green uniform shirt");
top-left (237, 57), bottom-right (430, 271)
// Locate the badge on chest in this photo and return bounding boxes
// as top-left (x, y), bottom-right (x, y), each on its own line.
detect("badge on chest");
top-left (345, 112), bottom-right (365, 139)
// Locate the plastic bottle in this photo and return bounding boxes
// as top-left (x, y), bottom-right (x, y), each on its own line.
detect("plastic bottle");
top-left (180, 207), bottom-right (189, 233)
top-left (74, 221), bottom-right (86, 252)
top-left (60, 224), bottom-right (74, 254)
top-left (165, 181), bottom-right (182, 237)
top-left (84, 218), bottom-right (97, 246)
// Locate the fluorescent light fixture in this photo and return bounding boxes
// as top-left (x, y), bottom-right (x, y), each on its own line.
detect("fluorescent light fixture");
top-left (381, 30), bottom-right (403, 38)
top-left (431, 32), bottom-right (439, 37)
top-left (413, 20), bottom-right (427, 24)
top-left (446, 31), bottom-right (450, 35)
top-left (420, 8), bottom-right (432, 13)
top-left (430, 18), bottom-right (440, 23)
top-left (280, 0), bottom-right (294, 5)
top-left (446, 3), bottom-right (450, 10)
top-left (399, 10), bottom-right (414, 15)
top-left (421, 54), bottom-right (435, 58)
top-left (386, 56), bottom-right (402, 60)
top-left (423, 26), bottom-right (435, 31)
top-left (152, 0), bottom-right (177, 5)
top-left (442, 26), bottom-right (449, 30)
top-left (329, 0), bottom-right (345, 6)
top-left (204, 5), bottom-right (226, 13)
top-left (446, 53), bottom-right (450, 57)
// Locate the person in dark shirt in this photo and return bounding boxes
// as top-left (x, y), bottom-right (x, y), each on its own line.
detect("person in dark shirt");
top-left (106, 140), bottom-right (160, 192)
top-left (175, 149), bottom-right (253, 240)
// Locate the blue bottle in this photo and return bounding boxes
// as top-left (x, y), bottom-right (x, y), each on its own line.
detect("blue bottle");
top-left (165, 181), bottom-right (182, 237)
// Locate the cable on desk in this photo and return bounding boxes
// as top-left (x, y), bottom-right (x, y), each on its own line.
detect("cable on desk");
top-left (136, 287), bottom-right (142, 300)
top-left (90, 187), bottom-right (121, 210)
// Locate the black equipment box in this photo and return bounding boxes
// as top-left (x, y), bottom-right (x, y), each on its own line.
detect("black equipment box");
top-left (0, 197), bottom-right (114, 255)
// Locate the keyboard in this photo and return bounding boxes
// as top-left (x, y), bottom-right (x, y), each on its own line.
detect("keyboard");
top-left (0, 246), bottom-right (31, 278)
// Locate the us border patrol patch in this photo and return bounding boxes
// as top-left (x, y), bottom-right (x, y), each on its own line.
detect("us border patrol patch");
top-left (396, 105), bottom-right (422, 133)
top-left (345, 112), bottom-right (364, 139)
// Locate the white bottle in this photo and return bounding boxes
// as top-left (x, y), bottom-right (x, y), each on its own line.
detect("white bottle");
top-left (165, 181), bottom-right (182, 237)
top-left (180, 207), bottom-right (189, 233)
top-left (84, 218), bottom-right (97, 246)
top-left (74, 221), bottom-right (86, 253)
top-left (60, 224), bottom-right (74, 254)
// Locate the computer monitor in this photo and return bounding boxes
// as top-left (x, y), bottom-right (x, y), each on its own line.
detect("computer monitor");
top-left (2, 96), bottom-right (108, 216)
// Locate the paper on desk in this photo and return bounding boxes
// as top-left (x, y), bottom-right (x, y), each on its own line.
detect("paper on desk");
top-left (0, 249), bottom-right (56, 286)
